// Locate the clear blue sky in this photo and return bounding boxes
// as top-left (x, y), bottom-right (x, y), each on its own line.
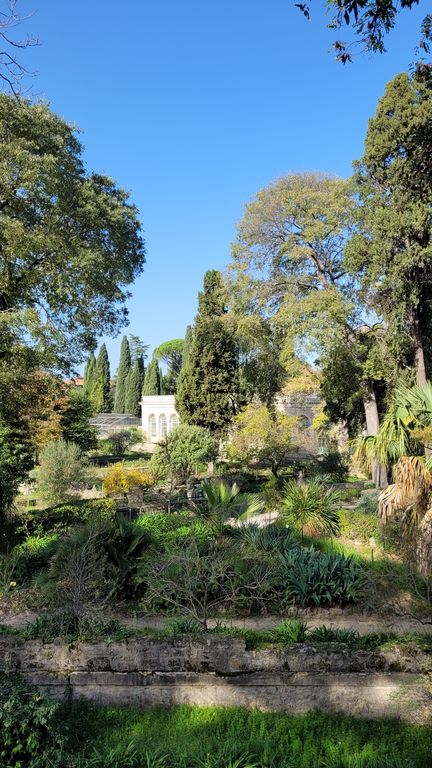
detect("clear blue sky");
top-left (19, 0), bottom-right (426, 372)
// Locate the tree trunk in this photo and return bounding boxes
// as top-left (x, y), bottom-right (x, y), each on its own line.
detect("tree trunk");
top-left (416, 509), bottom-right (432, 584)
top-left (409, 309), bottom-right (427, 386)
top-left (363, 384), bottom-right (388, 489)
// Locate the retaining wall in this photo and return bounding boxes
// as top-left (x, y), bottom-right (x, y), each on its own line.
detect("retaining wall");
top-left (1, 635), bottom-right (431, 719)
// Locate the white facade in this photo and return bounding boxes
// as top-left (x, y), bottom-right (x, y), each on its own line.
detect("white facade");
top-left (140, 395), bottom-right (180, 443)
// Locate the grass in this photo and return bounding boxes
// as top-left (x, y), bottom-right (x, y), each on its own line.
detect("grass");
top-left (64, 704), bottom-right (432, 767)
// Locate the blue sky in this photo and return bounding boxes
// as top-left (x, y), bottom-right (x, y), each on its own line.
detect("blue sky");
top-left (19, 0), bottom-right (426, 372)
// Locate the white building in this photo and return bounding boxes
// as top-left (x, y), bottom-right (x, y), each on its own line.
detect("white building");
top-left (140, 395), bottom-right (180, 443)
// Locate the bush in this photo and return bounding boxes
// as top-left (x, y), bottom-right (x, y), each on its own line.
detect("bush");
top-left (38, 439), bottom-right (88, 504)
top-left (102, 463), bottom-right (153, 496)
top-left (270, 618), bottom-right (308, 644)
top-left (339, 509), bottom-right (379, 542)
top-left (353, 490), bottom-right (380, 516)
top-left (0, 674), bottom-right (67, 767)
top-left (278, 547), bottom-right (366, 607)
top-left (15, 534), bottom-right (59, 584)
top-left (315, 450), bottom-right (349, 482)
top-left (106, 430), bottom-right (135, 456)
top-left (280, 480), bottom-right (341, 538)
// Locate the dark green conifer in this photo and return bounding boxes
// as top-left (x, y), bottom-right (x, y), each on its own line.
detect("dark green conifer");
top-left (113, 336), bottom-right (131, 413)
top-left (125, 360), bottom-right (142, 416)
top-left (92, 343), bottom-right (112, 412)
top-left (176, 271), bottom-right (239, 436)
top-left (83, 353), bottom-right (96, 398)
top-left (142, 359), bottom-right (162, 395)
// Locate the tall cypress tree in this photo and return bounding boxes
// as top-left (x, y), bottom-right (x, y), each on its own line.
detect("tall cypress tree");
top-left (83, 353), bottom-right (96, 398)
top-left (176, 270), bottom-right (239, 436)
top-left (113, 336), bottom-right (131, 413)
top-left (92, 343), bottom-right (112, 412)
top-left (142, 359), bottom-right (162, 395)
top-left (124, 360), bottom-right (142, 416)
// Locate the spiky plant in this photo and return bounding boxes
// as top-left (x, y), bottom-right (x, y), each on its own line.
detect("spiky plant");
top-left (280, 480), bottom-right (341, 539)
top-left (200, 480), bottom-right (263, 536)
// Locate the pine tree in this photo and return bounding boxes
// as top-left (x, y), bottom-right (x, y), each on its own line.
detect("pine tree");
top-left (124, 360), bottom-right (142, 416)
top-left (113, 336), bottom-right (131, 413)
top-left (176, 270), bottom-right (239, 436)
top-left (143, 359), bottom-right (162, 395)
top-left (92, 343), bottom-right (112, 412)
top-left (83, 353), bottom-right (96, 398)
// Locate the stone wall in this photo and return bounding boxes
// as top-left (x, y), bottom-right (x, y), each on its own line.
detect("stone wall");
top-left (1, 634), bottom-right (431, 719)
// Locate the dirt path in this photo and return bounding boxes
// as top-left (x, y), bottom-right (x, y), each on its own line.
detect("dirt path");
top-left (2, 608), bottom-right (431, 636)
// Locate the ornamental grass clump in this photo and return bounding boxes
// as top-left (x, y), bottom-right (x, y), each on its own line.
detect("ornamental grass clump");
top-left (280, 480), bottom-right (341, 539)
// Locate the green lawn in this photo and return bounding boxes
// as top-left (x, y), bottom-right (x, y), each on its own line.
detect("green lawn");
top-left (66, 705), bottom-right (432, 767)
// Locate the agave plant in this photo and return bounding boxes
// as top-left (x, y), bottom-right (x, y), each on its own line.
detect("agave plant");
top-left (200, 480), bottom-right (264, 536)
top-left (280, 480), bottom-right (341, 539)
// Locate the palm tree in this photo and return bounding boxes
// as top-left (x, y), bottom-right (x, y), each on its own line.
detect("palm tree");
top-left (200, 480), bottom-right (264, 536)
top-left (280, 480), bottom-right (341, 539)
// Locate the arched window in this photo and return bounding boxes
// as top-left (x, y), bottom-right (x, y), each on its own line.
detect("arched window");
top-left (159, 413), bottom-right (167, 439)
top-left (148, 414), bottom-right (157, 441)
top-left (169, 414), bottom-right (179, 432)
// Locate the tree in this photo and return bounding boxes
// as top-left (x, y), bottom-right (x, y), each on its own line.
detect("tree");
top-left (83, 353), bottom-right (96, 399)
top-left (295, 1), bottom-right (432, 63)
top-left (347, 71), bottom-right (432, 388)
top-left (124, 360), bottom-right (142, 416)
top-left (92, 344), bottom-right (112, 413)
top-left (0, 96), bottom-right (145, 370)
top-left (60, 388), bottom-right (98, 453)
top-left (106, 429), bottom-right (135, 457)
top-left (150, 425), bottom-right (218, 511)
top-left (0, 1), bottom-right (38, 95)
top-left (113, 336), bottom-right (131, 413)
top-left (228, 172), bottom-right (390, 486)
top-left (142, 358), bottom-right (162, 395)
top-left (176, 271), bottom-right (240, 436)
top-left (228, 404), bottom-right (298, 477)
top-left (38, 439), bottom-right (88, 504)
top-left (280, 480), bottom-right (341, 539)
top-left (153, 338), bottom-right (185, 395)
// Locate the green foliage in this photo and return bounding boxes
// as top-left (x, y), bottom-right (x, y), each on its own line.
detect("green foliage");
top-left (106, 429), bottom-right (136, 456)
top-left (124, 360), bottom-right (142, 416)
top-left (24, 612), bottom-right (131, 643)
top-left (353, 491), bottom-right (380, 516)
top-left (60, 389), bottom-right (98, 452)
top-left (270, 618), bottom-right (308, 644)
top-left (83, 353), bottom-right (96, 398)
top-left (347, 71), bottom-right (432, 384)
top-left (150, 425), bottom-right (218, 485)
top-left (0, 96), bottom-right (145, 368)
top-left (338, 509), bottom-right (379, 543)
top-left (114, 337), bottom-right (132, 413)
top-left (19, 498), bottom-right (116, 536)
top-left (63, 705), bottom-right (432, 768)
top-left (280, 480), bottom-right (341, 538)
top-left (166, 617), bottom-right (204, 635)
top-left (142, 359), bottom-right (162, 395)
top-left (231, 522), bottom-right (294, 555)
top-left (0, 674), bottom-right (67, 768)
top-left (315, 451), bottom-right (349, 482)
top-left (38, 439), bottom-right (88, 504)
top-left (278, 548), bottom-right (366, 606)
top-left (228, 404), bottom-right (298, 477)
top-left (92, 344), bottom-right (112, 413)
top-left (153, 339), bottom-right (184, 375)
top-left (176, 270), bottom-right (240, 436)
top-left (15, 534), bottom-right (60, 584)
top-left (200, 480), bottom-right (263, 536)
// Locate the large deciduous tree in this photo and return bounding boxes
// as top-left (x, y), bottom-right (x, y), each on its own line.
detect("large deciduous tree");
top-left (176, 271), bottom-right (240, 437)
top-left (0, 95), bottom-right (146, 369)
top-left (347, 70), bottom-right (432, 388)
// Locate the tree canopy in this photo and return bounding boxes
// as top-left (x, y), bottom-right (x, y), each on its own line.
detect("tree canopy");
top-left (0, 96), bottom-right (146, 370)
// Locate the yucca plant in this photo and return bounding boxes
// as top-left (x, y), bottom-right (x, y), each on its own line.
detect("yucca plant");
top-left (280, 480), bottom-right (341, 539)
top-left (200, 480), bottom-right (263, 536)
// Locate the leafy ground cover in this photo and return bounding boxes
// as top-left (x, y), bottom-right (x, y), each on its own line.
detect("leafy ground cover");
top-left (56, 704), bottom-right (432, 767)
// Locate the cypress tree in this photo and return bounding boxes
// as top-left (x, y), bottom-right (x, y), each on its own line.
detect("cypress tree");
top-left (137, 353), bottom-right (145, 392)
top-left (113, 336), bottom-right (131, 413)
top-left (124, 360), bottom-right (142, 416)
top-left (83, 353), bottom-right (96, 398)
top-left (143, 359), bottom-right (162, 395)
top-left (176, 270), bottom-right (239, 436)
top-left (92, 343), bottom-right (112, 412)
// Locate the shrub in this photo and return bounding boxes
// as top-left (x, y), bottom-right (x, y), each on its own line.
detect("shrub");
top-left (232, 523), bottom-right (294, 555)
top-left (278, 547), bottom-right (366, 607)
top-left (353, 490), bottom-right (380, 516)
top-left (280, 480), bottom-right (341, 538)
top-left (38, 439), bottom-right (88, 504)
top-left (0, 674), bottom-right (67, 767)
top-left (315, 450), bottom-right (349, 482)
top-left (24, 612), bottom-right (131, 643)
top-left (339, 509), bottom-right (379, 542)
top-left (103, 463), bottom-right (153, 496)
top-left (106, 429), bottom-right (135, 456)
top-left (270, 618), bottom-right (308, 644)
top-left (15, 534), bottom-right (59, 584)
top-left (200, 480), bottom-right (263, 535)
